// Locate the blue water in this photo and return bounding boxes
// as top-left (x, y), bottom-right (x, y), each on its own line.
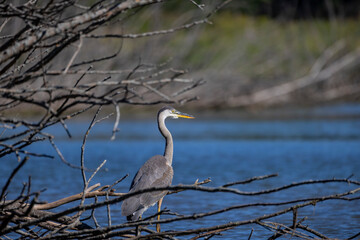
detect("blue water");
top-left (1, 108), bottom-right (360, 238)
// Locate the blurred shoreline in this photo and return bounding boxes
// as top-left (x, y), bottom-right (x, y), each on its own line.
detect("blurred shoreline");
top-left (2, 4), bottom-right (360, 119)
top-left (8, 103), bottom-right (360, 121)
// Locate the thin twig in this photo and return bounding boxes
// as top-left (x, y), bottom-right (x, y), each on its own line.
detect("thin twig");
top-left (63, 35), bottom-right (83, 74)
top-left (0, 156), bottom-right (29, 201)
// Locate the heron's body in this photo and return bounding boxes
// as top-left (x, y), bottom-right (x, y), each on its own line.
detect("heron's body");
top-left (121, 106), bottom-right (194, 226)
top-left (121, 155), bottom-right (173, 221)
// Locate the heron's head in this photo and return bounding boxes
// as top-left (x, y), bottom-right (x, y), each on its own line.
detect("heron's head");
top-left (158, 106), bottom-right (194, 120)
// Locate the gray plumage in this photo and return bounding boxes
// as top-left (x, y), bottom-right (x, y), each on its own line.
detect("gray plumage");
top-left (121, 155), bottom-right (173, 221)
top-left (121, 106), bottom-right (194, 221)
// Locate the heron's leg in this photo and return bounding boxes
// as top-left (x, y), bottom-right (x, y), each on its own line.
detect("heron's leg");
top-left (136, 216), bottom-right (142, 236)
top-left (156, 198), bottom-right (163, 232)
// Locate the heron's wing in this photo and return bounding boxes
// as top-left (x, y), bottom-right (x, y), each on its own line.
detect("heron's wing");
top-left (121, 155), bottom-right (173, 217)
top-left (130, 155), bottom-right (173, 189)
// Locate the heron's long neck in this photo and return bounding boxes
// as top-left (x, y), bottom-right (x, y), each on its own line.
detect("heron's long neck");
top-left (158, 117), bottom-right (173, 165)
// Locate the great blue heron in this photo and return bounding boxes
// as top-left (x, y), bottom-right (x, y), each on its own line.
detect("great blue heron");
top-left (121, 106), bottom-right (194, 232)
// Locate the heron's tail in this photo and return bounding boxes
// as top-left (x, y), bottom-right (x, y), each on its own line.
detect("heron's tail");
top-left (126, 214), bottom-right (133, 221)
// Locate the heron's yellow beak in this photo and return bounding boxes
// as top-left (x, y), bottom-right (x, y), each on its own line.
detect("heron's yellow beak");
top-left (176, 112), bottom-right (195, 119)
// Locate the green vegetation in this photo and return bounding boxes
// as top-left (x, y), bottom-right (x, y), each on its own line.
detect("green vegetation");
top-left (184, 14), bottom-right (359, 78)
top-left (121, 10), bottom-right (360, 83)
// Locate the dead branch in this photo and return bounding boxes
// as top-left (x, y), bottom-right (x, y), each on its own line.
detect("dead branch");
top-left (0, 0), bottom-right (207, 167)
top-left (168, 178), bottom-right (211, 195)
top-left (222, 173), bottom-right (278, 187)
top-left (33, 186), bottom-right (124, 211)
top-left (0, 0), bottom-right (211, 237)
top-left (229, 45), bottom-right (360, 107)
top-left (1, 1), bottom-right (358, 239)
top-left (1, 176), bottom-right (358, 239)
top-left (0, 0), bottom-right (168, 65)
